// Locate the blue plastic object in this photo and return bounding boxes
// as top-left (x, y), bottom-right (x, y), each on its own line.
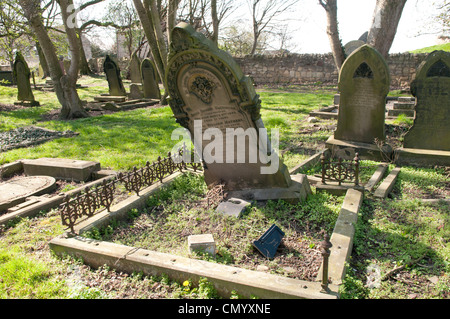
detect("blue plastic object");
top-left (252, 224), bottom-right (285, 259)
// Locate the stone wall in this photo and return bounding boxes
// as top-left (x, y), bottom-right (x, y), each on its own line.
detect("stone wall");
top-left (89, 52), bottom-right (427, 88)
top-left (235, 52), bottom-right (427, 88)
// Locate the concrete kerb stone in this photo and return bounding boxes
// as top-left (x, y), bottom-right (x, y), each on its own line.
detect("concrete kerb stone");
top-left (373, 167), bottom-right (401, 199)
top-left (364, 163), bottom-right (389, 193)
top-left (49, 235), bottom-right (339, 299)
top-left (317, 188), bottom-right (363, 286)
top-left (0, 160), bottom-right (24, 178)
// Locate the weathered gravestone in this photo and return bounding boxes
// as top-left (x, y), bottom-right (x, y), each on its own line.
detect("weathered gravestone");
top-left (13, 52), bottom-right (39, 106)
top-left (326, 45), bottom-right (391, 160)
top-left (141, 58), bottom-right (161, 99)
top-left (397, 50), bottom-right (450, 166)
top-left (129, 52), bottom-right (144, 99)
top-left (103, 55), bottom-right (126, 97)
top-left (166, 23), bottom-right (310, 203)
top-left (129, 52), bottom-right (142, 84)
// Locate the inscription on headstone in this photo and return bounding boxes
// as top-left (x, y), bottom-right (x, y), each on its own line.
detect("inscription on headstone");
top-left (166, 23), bottom-right (309, 203)
top-left (334, 45), bottom-right (390, 144)
top-left (403, 50), bottom-right (450, 151)
top-left (103, 55), bottom-right (126, 96)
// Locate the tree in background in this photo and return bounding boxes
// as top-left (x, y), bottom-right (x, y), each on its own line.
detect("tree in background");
top-left (19, 0), bottom-right (89, 119)
top-left (247, 0), bottom-right (300, 55)
top-left (319, 0), bottom-right (407, 71)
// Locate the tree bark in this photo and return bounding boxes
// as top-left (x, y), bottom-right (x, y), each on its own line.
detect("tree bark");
top-left (211, 0), bottom-right (219, 45)
top-left (132, 0), bottom-right (169, 104)
top-left (319, 0), bottom-right (345, 71)
top-left (36, 42), bottom-right (51, 78)
top-left (367, 0), bottom-right (407, 58)
top-left (19, 0), bottom-right (88, 119)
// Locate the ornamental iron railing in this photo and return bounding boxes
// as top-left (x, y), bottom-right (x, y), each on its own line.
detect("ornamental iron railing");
top-left (320, 153), bottom-right (360, 186)
top-left (60, 149), bottom-right (203, 233)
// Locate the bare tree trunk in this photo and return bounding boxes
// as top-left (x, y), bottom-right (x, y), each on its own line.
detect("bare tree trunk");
top-left (19, 0), bottom-right (88, 119)
top-left (319, 0), bottom-right (345, 71)
top-left (132, 0), bottom-right (169, 104)
top-left (367, 0), bottom-right (407, 58)
top-left (167, 0), bottom-right (180, 45)
top-left (211, 0), bottom-right (219, 45)
top-left (36, 42), bottom-right (51, 78)
top-left (77, 30), bottom-right (93, 76)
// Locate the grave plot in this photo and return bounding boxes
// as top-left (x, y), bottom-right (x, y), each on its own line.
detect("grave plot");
top-left (0, 157), bottom-right (113, 226)
top-left (0, 126), bottom-right (78, 152)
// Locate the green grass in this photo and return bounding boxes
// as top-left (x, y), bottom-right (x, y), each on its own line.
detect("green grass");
top-left (410, 43), bottom-right (450, 54)
top-left (0, 77), bottom-right (449, 299)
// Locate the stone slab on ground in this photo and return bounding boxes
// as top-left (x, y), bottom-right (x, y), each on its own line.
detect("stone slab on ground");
top-left (0, 175), bottom-right (56, 211)
top-left (216, 198), bottom-right (251, 217)
top-left (396, 148), bottom-right (450, 167)
top-left (326, 136), bottom-right (392, 162)
top-left (93, 96), bottom-right (126, 103)
top-left (22, 158), bottom-right (101, 182)
top-left (373, 167), bottom-right (401, 199)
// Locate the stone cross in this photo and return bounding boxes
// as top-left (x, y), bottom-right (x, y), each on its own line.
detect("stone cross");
top-left (403, 50), bottom-right (450, 151)
top-left (103, 55), bottom-right (126, 96)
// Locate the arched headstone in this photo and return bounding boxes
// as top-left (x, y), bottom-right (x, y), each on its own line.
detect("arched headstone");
top-left (141, 58), bottom-right (161, 99)
top-left (327, 45), bottom-right (391, 160)
top-left (403, 50), bottom-right (450, 151)
top-left (129, 52), bottom-right (142, 84)
top-left (13, 52), bottom-right (39, 106)
top-left (165, 23), bottom-right (310, 203)
top-left (103, 55), bottom-right (126, 96)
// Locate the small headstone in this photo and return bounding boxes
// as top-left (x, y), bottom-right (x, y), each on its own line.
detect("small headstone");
top-left (344, 40), bottom-right (365, 57)
top-left (216, 198), bottom-right (251, 217)
top-left (188, 234), bottom-right (216, 257)
top-left (252, 224), bottom-right (284, 259)
top-left (141, 58), bottom-right (161, 99)
top-left (129, 52), bottom-right (142, 84)
top-left (403, 50), bottom-right (450, 151)
top-left (103, 55), bottom-right (126, 97)
top-left (13, 52), bottom-right (39, 106)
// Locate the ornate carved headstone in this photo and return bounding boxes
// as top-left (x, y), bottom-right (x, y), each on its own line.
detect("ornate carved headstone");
top-left (13, 52), bottom-right (39, 106)
top-left (166, 23), bottom-right (310, 203)
top-left (141, 58), bottom-right (161, 99)
top-left (103, 55), bottom-right (126, 96)
top-left (403, 50), bottom-right (450, 151)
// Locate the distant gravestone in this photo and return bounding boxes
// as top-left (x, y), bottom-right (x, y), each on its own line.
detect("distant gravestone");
top-left (327, 45), bottom-right (390, 160)
top-left (13, 52), bottom-right (39, 106)
top-left (166, 23), bottom-right (310, 203)
top-left (103, 55), bottom-right (126, 96)
top-left (141, 58), bottom-right (161, 99)
top-left (344, 40), bottom-right (365, 57)
top-left (129, 52), bottom-right (142, 84)
top-left (403, 50), bottom-right (450, 151)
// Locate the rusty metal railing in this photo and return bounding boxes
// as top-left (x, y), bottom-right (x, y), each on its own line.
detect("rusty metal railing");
top-left (60, 149), bottom-right (203, 233)
top-left (321, 153), bottom-right (360, 186)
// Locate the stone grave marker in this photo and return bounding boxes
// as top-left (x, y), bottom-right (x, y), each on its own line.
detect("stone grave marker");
top-left (13, 52), bottom-right (39, 106)
top-left (0, 176), bottom-right (56, 212)
top-left (141, 58), bottom-right (161, 99)
top-left (103, 55), bottom-right (126, 97)
top-left (166, 23), bottom-right (310, 203)
top-left (403, 50), bottom-right (450, 151)
top-left (327, 45), bottom-right (391, 160)
top-left (22, 158), bottom-right (101, 182)
top-left (252, 224), bottom-right (285, 259)
top-left (129, 52), bottom-right (142, 84)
